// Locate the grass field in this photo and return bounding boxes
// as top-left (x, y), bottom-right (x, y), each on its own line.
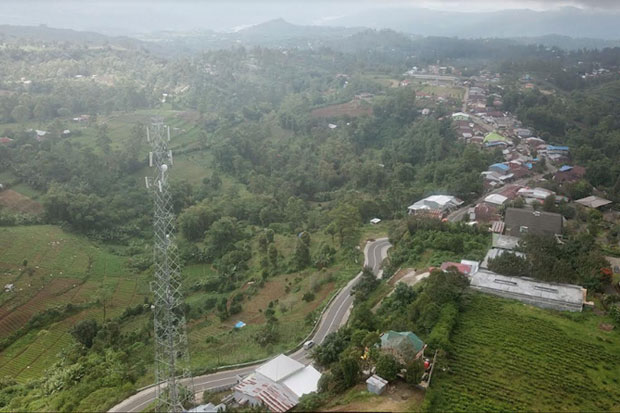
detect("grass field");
top-left (427, 294), bottom-right (620, 412)
top-left (310, 100), bottom-right (373, 119)
top-left (324, 382), bottom-right (424, 412)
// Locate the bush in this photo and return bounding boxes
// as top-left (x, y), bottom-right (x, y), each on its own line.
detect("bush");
top-left (427, 303), bottom-right (459, 352)
top-left (375, 353), bottom-right (400, 382)
top-left (297, 392), bottom-right (325, 411)
top-left (302, 292), bottom-right (315, 302)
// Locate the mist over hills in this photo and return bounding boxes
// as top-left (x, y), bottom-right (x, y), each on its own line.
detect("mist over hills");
top-left (325, 7), bottom-right (620, 40)
top-left (1, 14), bottom-right (620, 56)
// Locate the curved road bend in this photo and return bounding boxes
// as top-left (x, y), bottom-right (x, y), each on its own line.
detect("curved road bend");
top-left (109, 238), bottom-right (392, 413)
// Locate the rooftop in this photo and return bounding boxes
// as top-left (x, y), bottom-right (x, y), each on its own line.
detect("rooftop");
top-left (256, 354), bottom-right (304, 382)
top-left (381, 331), bottom-right (425, 353)
top-left (504, 208), bottom-right (563, 238)
top-left (575, 196), bottom-right (612, 209)
top-left (280, 365), bottom-right (321, 398)
top-left (484, 131), bottom-right (509, 143)
top-left (492, 234), bottom-right (520, 250)
top-left (470, 269), bottom-right (585, 312)
top-left (484, 194), bottom-right (508, 206)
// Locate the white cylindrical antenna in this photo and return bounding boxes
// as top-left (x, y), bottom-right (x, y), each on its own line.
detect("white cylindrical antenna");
top-left (146, 127), bottom-right (150, 142)
top-left (168, 150), bottom-right (173, 165)
top-left (145, 176), bottom-right (150, 189)
top-left (149, 152), bottom-right (153, 167)
top-left (167, 126), bottom-right (171, 142)
top-left (158, 180), bottom-right (163, 193)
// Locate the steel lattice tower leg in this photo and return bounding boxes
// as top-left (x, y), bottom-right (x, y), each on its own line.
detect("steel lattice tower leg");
top-left (146, 121), bottom-right (193, 412)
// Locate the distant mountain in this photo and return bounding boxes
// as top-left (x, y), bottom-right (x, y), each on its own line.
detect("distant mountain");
top-left (325, 7), bottom-right (620, 41)
top-left (0, 24), bottom-right (141, 49)
top-left (235, 18), bottom-right (364, 43)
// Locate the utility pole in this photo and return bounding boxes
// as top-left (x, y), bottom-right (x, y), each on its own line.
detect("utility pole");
top-left (146, 121), bottom-right (192, 412)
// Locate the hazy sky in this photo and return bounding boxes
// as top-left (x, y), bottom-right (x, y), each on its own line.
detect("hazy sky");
top-left (0, 1), bottom-right (619, 34)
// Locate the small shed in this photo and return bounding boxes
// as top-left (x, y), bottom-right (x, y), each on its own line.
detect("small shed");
top-left (370, 218), bottom-right (381, 225)
top-left (366, 374), bottom-right (388, 395)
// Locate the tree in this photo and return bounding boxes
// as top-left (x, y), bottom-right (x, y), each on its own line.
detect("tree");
top-left (405, 358), bottom-right (425, 385)
top-left (375, 353), bottom-right (400, 382)
top-left (292, 239), bottom-right (311, 270)
top-left (488, 252), bottom-right (531, 278)
top-left (11, 105), bottom-right (31, 123)
top-left (204, 217), bottom-right (245, 260)
top-left (312, 330), bottom-right (350, 367)
top-left (268, 244), bottom-right (278, 269)
top-left (542, 194), bottom-right (557, 212)
top-left (328, 203), bottom-right (361, 248)
top-left (339, 352), bottom-right (361, 389)
top-left (71, 319), bottom-right (100, 348)
top-left (297, 392), bottom-right (325, 411)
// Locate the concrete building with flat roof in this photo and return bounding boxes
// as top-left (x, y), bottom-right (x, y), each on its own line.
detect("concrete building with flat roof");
top-left (469, 270), bottom-right (585, 312)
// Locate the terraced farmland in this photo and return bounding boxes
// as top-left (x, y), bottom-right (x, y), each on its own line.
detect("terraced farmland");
top-left (0, 225), bottom-right (149, 382)
top-left (428, 294), bottom-right (620, 412)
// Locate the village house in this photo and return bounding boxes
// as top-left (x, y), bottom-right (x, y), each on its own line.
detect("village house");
top-left (233, 354), bottom-right (321, 413)
top-left (504, 208), bottom-right (563, 238)
top-left (574, 196), bottom-right (612, 210)
top-left (483, 131), bottom-right (510, 148)
top-left (515, 128), bottom-right (532, 138)
top-left (516, 187), bottom-right (555, 204)
top-left (484, 194), bottom-right (508, 206)
top-left (469, 202), bottom-right (501, 223)
top-left (440, 261), bottom-right (476, 275)
top-left (380, 331), bottom-right (426, 365)
top-left (408, 195), bottom-right (463, 218)
top-left (553, 165), bottom-right (586, 184)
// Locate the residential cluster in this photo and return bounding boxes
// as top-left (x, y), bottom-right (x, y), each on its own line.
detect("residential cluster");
top-left (192, 329), bottom-right (434, 413)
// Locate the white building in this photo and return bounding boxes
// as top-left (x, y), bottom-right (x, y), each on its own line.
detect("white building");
top-left (233, 354), bottom-right (321, 412)
top-left (469, 270), bottom-right (586, 312)
top-left (484, 194), bottom-right (508, 206)
top-left (408, 195), bottom-right (464, 217)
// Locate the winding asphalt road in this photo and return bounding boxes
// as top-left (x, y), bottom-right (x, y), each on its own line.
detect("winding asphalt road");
top-left (109, 238), bottom-right (391, 413)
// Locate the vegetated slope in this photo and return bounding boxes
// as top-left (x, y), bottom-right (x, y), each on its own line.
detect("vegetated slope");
top-left (0, 225), bottom-right (148, 382)
top-left (427, 294), bottom-right (620, 412)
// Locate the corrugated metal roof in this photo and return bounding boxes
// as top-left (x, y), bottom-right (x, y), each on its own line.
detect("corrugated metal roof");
top-left (234, 374), bottom-right (297, 413)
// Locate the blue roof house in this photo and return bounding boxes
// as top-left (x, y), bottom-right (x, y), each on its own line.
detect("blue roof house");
top-left (489, 163), bottom-right (510, 174)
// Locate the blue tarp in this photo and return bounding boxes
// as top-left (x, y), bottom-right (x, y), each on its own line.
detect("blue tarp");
top-left (559, 165), bottom-right (573, 172)
top-left (234, 321), bottom-right (246, 329)
top-left (525, 163), bottom-right (533, 169)
top-left (547, 145), bottom-right (569, 151)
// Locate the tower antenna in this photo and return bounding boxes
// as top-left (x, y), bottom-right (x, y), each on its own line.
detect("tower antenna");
top-left (146, 120), bottom-right (192, 412)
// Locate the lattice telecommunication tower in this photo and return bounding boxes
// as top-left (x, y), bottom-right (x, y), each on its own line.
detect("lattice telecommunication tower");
top-left (145, 121), bottom-right (193, 412)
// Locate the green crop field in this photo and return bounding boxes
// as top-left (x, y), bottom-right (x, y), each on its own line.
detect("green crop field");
top-left (0, 225), bottom-right (150, 382)
top-left (428, 294), bottom-right (620, 412)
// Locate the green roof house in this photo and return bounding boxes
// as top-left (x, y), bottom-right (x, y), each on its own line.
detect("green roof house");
top-left (483, 131), bottom-right (509, 144)
top-left (380, 331), bottom-right (426, 364)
